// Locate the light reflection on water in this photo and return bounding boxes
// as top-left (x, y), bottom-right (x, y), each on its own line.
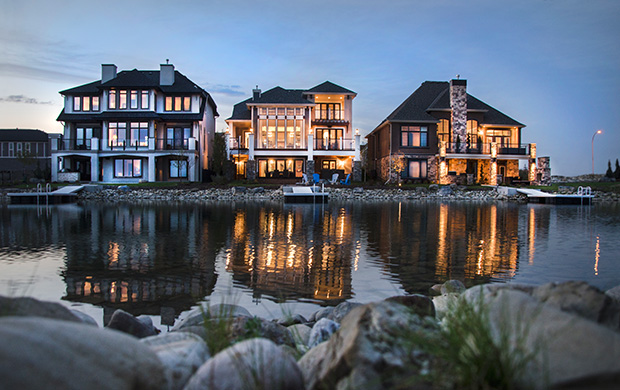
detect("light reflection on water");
top-left (1, 201), bottom-right (619, 328)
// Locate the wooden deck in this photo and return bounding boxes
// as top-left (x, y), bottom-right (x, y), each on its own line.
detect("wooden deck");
top-left (8, 185), bottom-right (84, 205)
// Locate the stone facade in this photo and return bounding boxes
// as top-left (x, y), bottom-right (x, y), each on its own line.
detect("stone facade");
top-left (506, 160), bottom-right (519, 178)
top-left (246, 160), bottom-right (257, 181)
top-left (537, 157), bottom-right (551, 185)
top-left (427, 156), bottom-right (438, 183)
top-left (305, 160), bottom-right (315, 179)
top-left (352, 161), bottom-right (362, 182)
top-left (450, 79), bottom-right (468, 153)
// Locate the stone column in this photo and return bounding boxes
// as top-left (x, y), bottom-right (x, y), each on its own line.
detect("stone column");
top-left (247, 160), bottom-right (257, 181)
top-left (306, 160), bottom-right (315, 178)
top-left (450, 79), bottom-right (468, 153)
top-left (352, 161), bottom-right (362, 182)
top-left (537, 157), bottom-right (551, 186)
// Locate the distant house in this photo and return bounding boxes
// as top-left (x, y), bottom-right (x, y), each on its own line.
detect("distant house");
top-left (52, 63), bottom-right (218, 183)
top-left (0, 129), bottom-right (51, 183)
top-left (226, 81), bottom-right (362, 182)
top-left (366, 79), bottom-right (540, 185)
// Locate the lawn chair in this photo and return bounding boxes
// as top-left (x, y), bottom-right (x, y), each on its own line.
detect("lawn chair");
top-left (313, 173), bottom-right (320, 184)
top-left (340, 173), bottom-right (351, 185)
top-left (297, 173), bottom-right (309, 185)
top-left (329, 173), bottom-right (339, 185)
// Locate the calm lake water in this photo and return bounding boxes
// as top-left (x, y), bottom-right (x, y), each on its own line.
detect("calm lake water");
top-left (1, 200), bottom-right (619, 328)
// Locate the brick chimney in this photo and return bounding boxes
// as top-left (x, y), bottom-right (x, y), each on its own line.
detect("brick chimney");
top-left (253, 85), bottom-right (261, 101)
top-left (450, 78), bottom-right (467, 152)
top-left (101, 64), bottom-right (117, 83)
top-left (160, 62), bottom-right (175, 86)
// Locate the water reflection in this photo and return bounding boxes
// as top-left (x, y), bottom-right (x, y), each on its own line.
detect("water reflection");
top-left (2, 201), bottom-right (619, 326)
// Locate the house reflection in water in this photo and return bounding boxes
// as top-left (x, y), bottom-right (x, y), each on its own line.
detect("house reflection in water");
top-left (225, 203), bottom-right (354, 303)
top-left (62, 204), bottom-right (222, 325)
top-left (362, 201), bottom-right (527, 294)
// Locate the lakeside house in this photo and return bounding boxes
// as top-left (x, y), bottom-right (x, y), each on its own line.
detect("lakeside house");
top-left (0, 128), bottom-right (53, 183)
top-left (225, 82), bottom-right (362, 182)
top-left (366, 79), bottom-right (548, 185)
top-left (51, 63), bottom-right (218, 183)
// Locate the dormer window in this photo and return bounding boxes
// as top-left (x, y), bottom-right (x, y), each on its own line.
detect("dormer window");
top-left (73, 96), bottom-right (100, 112)
top-left (165, 96), bottom-right (191, 112)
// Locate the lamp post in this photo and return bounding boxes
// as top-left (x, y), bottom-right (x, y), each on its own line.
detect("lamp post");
top-left (591, 130), bottom-right (602, 174)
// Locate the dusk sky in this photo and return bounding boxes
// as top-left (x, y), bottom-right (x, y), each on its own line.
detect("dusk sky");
top-left (1, 0), bottom-right (618, 176)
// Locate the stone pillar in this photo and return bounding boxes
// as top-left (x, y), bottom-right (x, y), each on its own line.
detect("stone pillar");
top-left (148, 156), bottom-right (156, 182)
top-left (537, 157), bottom-right (551, 186)
top-left (352, 160), bottom-right (362, 182)
top-left (247, 160), bottom-right (257, 181)
top-left (490, 159), bottom-right (498, 186)
top-left (90, 155), bottom-right (99, 182)
top-left (306, 160), bottom-right (315, 178)
top-left (450, 79), bottom-right (467, 153)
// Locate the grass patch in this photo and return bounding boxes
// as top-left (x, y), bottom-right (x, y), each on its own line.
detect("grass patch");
top-left (405, 293), bottom-right (542, 389)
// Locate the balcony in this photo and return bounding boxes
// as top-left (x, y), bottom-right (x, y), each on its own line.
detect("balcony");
top-left (108, 140), bottom-right (150, 151)
top-left (444, 143), bottom-right (529, 156)
top-left (60, 139), bottom-right (92, 151)
top-left (312, 109), bottom-right (348, 126)
top-left (315, 138), bottom-right (354, 151)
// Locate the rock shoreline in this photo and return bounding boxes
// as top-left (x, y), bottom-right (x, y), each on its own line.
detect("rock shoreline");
top-left (2, 280), bottom-right (620, 389)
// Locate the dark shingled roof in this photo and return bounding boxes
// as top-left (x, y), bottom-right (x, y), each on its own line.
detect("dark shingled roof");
top-left (306, 81), bottom-right (356, 95)
top-left (248, 87), bottom-right (310, 105)
top-left (57, 110), bottom-right (204, 122)
top-left (0, 129), bottom-right (50, 141)
top-left (59, 68), bottom-right (218, 115)
top-left (370, 80), bottom-right (524, 135)
top-left (228, 98), bottom-right (253, 121)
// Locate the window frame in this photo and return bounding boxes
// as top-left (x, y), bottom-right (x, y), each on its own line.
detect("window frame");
top-left (114, 158), bottom-right (143, 178)
top-left (404, 159), bottom-right (428, 179)
top-left (400, 125), bottom-right (428, 148)
top-left (169, 159), bottom-right (188, 178)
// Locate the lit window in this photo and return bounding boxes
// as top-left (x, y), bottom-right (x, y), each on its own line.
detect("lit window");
top-left (109, 90), bottom-right (117, 109)
top-left (141, 91), bottom-right (149, 109)
top-left (92, 96), bottom-right (99, 111)
top-left (73, 96), bottom-right (81, 111)
top-left (83, 97), bottom-right (90, 111)
top-left (114, 159), bottom-right (142, 177)
top-left (109, 122), bottom-right (127, 147)
top-left (401, 126), bottom-right (428, 147)
top-left (183, 96), bottom-right (191, 111)
top-left (119, 90), bottom-right (127, 109)
top-left (405, 159), bottom-right (428, 179)
top-left (174, 97), bottom-right (182, 111)
top-left (130, 91), bottom-right (138, 109)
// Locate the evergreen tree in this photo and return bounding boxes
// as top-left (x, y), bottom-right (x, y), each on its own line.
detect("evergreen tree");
top-left (615, 159), bottom-right (620, 179)
top-left (606, 160), bottom-right (614, 178)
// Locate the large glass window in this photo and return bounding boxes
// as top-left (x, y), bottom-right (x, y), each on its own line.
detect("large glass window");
top-left (114, 159), bottom-right (142, 178)
top-left (165, 96), bottom-right (191, 112)
top-left (76, 127), bottom-right (99, 149)
top-left (166, 127), bottom-right (191, 149)
top-left (316, 128), bottom-right (344, 150)
top-left (109, 122), bottom-right (127, 147)
top-left (257, 158), bottom-right (304, 178)
top-left (406, 159), bottom-right (427, 179)
top-left (130, 122), bottom-right (149, 147)
top-left (401, 126), bottom-right (428, 147)
top-left (258, 117), bottom-right (304, 149)
top-left (437, 119), bottom-right (450, 144)
top-left (73, 96), bottom-right (100, 112)
top-left (316, 103), bottom-right (342, 120)
top-left (170, 160), bottom-right (188, 178)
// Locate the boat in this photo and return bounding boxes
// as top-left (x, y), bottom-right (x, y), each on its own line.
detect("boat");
top-left (282, 185), bottom-right (328, 203)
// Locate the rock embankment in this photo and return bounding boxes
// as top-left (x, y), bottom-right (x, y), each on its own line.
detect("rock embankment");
top-left (2, 280), bottom-right (619, 389)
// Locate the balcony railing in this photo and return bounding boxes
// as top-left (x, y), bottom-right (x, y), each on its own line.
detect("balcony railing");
top-left (229, 138), bottom-right (247, 150)
top-left (315, 109), bottom-right (344, 121)
top-left (445, 143), bottom-right (529, 156)
top-left (60, 139), bottom-right (92, 151)
top-left (155, 138), bottom-right (189, 150)
top-left (315, 138), bottom-right (354, 151)
top-left (109, 140), bottom-right (149, 151)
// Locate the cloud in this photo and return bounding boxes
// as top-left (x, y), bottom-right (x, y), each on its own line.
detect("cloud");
top-left (204, 83), bottom-right (246, 97)
top-left (0, 95), bottom-right (54, 105)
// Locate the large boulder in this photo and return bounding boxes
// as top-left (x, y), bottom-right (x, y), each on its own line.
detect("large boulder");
top-left (326, 301), bottom-right (362, 323)
top-left (0, 317), bottom-right (166, 389)
top-left (107, 309), bottom-right (158, 338)
top-left (184, 338), bottom-right (304, 390)
top-left (298, 301), bottom-right (438, 390)
top-left (463, 287), bottom-right (620, 388)
top-left (0, 295), bottom-right (81, 323)
top-left (142, 332), bottom-right (209, 390)
top-left (307, 318), bottom-right (339, 348)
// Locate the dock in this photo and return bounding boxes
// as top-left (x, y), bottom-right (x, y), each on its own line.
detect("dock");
top-left (8, 185), bottom-right (84, 205)
top-left (282, 185), bottom-right (329, 203)
top-left (512, 186), bottom-right (594, 205)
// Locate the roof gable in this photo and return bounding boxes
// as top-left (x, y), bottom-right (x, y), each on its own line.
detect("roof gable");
top-left (306, 81), bottom-right (356, 95)
top-left (248, 86), bottom-right (310, 105)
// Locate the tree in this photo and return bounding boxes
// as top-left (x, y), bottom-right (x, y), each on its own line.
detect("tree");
top-left (615, 159), bottom-right (620, 180)
top-left (386, 152), bottom-right (406, 184)
top-left (606, 160), bottom-right (614, 178)
top-left (210, 132), bottom-right (227, 176)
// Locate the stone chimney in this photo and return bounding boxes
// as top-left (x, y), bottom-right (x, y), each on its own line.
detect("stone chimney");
top-left (160, 63), bottom-right (175, 86)
top-left (450, 78), bottom-right (467, 152)
top-left (253, 85), bottom-right (261, 101)
top-left (101, 64), bottom-right (117, 83)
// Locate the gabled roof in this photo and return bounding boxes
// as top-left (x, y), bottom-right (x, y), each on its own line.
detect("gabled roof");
top-left (0, 129), bottom-right (49, 142)
top-left (247, 86), bottom-right (310, 105)
top-left (228, 98), bottom-right (252, 121)
top-left (59, 68), bottom-right (218, 115)
top-left (368, 80), bottom-right (524, 136)
top-left (306, 81), bottom-right (356, 95)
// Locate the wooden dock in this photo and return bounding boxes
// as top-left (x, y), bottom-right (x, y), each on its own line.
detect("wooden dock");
top-left (282, 185), bottom-right (329, 203)
top-left (515, 187), bottom-right (594, 205)
top-left (8, 185), bottom-right (84, 205)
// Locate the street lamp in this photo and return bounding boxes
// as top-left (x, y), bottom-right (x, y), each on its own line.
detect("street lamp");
top-left (591, 129), bottom-right (602, 174)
